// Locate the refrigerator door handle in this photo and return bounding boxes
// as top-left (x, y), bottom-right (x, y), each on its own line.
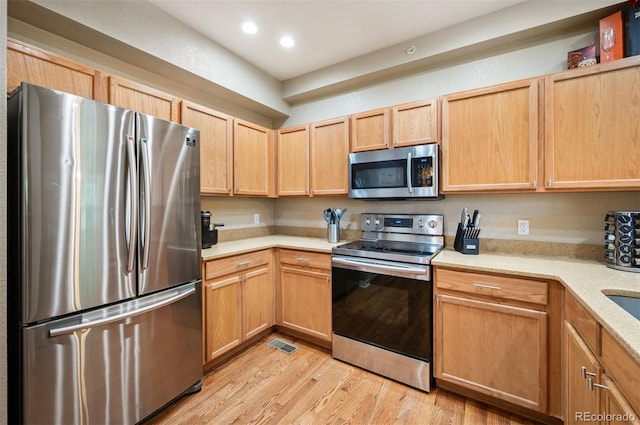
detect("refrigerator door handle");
top-left (140, 138), bottom-right (152, 270)
top-left (48, 286), bottom-right (196, 338)
top-left (126, 136), bottom-right (138, 273)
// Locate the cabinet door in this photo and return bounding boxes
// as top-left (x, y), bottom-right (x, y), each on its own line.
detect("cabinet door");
top-left (7, 38), bottom-right (103, 100)
top-left (233, 119), bottom-right (274, 196)
top-left (242, 267), bottom-right (274, 340)
top-left (435, 294), bottom-right (547, 412)
top-left (601, 375), bottom-right (640, 425)
top-left (181, 101), bottom-right (233, 195)
top-left (564, 323), bottom-right (601, 425)
top-left (392, 99), bottom-right (439, 147)
top-left (310, 117), bottom-right (350, 196)
top-left (278, 266), bottom-right (331, 341)
top-left (204, 276), bottom-right (242, 362)
top-left (277, 125), bottom-right (309, 196)
top-left (350, 108), bottom-right (390, 152)
top-left (108, 76), bottom-right (179, 122)
top-left (441, 79), bottom-right (540, 192)
top-left (545, 60), bottom-right (640, 190)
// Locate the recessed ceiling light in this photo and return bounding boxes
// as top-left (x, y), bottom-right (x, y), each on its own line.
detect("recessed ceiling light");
top-left (279, 35), bottom-right (295, 48)
top-left (241, 21), bottom-right (258, 35)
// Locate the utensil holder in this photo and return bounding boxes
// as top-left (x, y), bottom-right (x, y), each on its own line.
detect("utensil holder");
top-left (454, 223), bottom-right (480, 255)
top-left (327, 223), bottom-right (340, 243)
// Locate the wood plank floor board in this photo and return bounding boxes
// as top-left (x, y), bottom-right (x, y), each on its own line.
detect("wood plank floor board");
top-left (144, 332), bottom-right (543, 425)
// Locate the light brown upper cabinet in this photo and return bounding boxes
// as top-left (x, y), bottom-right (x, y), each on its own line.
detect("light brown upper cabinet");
top-left (350, 108), bottom-right (391, 152)
top-left (181, 101), bottom-right (234, 195)
top-left (310, 117), bottom-right (350, 196)
top-left (108, 76), bottom-right (179, 122)
top-left (545, 57), bottom-right (640, 191)
top-left (7, 38), bottom-right (104, 100)
top-left (277, 117), bottom-right (350, 197)
top-left (392, 99), bottom-right (439, 147)
top-left (441, 79), bottom-right (541, 193)
top-left (350, 100), bottom-right (439, 153)
top-left (277, 125), bottom-right (310, 196)
top-left (234, 119), bottom-right (275, 197)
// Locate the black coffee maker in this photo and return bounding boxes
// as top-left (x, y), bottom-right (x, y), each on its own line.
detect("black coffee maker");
top-left (201, 211), bottom-right (223, 248)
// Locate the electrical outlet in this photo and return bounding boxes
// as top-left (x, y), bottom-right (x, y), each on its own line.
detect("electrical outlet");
top-left (254, 213), bottom-right (260, 224)
top-left (518, 220), bottom-right (529, 235)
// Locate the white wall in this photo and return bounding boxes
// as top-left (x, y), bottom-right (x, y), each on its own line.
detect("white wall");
top-left (282, 25), bottom-right (598, 126)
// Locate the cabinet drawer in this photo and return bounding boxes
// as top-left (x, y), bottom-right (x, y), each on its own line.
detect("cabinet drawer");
top-left (565, 293), bottom-right (599, 355)
top-left (279, 249), bottom-right (331, 270)
top-left (436, 268), bottom-right (548, 305)
top-left (205, 250), bottom-right (271, 281)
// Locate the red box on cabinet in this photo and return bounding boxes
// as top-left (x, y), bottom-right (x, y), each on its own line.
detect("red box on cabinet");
top-left (599, 11), bottom-right (625, 62)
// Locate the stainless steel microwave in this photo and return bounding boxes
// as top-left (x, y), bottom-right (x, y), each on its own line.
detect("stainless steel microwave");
top-left (348, 144), bottom-right (440, 199)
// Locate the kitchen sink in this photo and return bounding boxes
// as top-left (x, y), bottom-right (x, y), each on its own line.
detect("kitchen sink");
top-left (605, 293), bottom-right (640, 321)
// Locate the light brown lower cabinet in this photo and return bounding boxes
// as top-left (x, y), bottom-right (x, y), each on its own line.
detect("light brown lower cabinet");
top-left (202, 250), bottom-right (273, 364)
top-left (434, 267), bottom-right (554, 417)
top-left (435, 294), bottom-right (548, 411)
top-left (564, 322), bottom-right (601, 424)
top-left (564, 293), bottom-right (640, 425)
top-left (277, 249), bottom-right (332, 342)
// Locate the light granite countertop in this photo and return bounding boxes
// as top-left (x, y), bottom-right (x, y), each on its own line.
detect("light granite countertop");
top-left (201, 235), bottom-right (341, 261)
top-left (201, 236), bottom-right (640, 363)
top-left (433, 248), bottom-right (640, 364)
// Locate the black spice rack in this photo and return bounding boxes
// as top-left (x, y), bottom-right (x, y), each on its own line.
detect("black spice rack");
top-left (604, 211), bottom-right (640, 273)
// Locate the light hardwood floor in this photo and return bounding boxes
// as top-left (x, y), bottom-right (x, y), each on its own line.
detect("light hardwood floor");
top-left (145, 332), bottom-right (542, 425)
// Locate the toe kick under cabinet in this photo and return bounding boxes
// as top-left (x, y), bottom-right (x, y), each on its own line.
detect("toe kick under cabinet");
top-left (434, 267), bottom-right (563, 420)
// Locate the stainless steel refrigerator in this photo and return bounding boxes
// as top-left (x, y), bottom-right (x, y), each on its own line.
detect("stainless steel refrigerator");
top-left (7, 83), bottom-right (203, 424)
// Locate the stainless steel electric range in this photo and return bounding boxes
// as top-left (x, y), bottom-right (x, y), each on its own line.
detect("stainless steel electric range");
top-left (331, 213), bottom-right (444, 392)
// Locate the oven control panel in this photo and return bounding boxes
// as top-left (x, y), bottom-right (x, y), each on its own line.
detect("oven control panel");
top-left (360, 213), bottom-right (443, 235)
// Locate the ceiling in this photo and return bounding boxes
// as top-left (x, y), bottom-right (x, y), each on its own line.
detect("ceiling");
top-left (148, 0), bottom-right (527, 81)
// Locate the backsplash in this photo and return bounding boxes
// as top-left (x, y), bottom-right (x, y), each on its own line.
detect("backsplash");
top-left (202, 191), bottom-right (639, 260)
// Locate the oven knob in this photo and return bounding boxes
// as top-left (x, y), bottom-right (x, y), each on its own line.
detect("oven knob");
top-left (418, 219), bottom-right (425, 228)
top-left (374, 219), bottom-right (381, 226)
top-left (428, 220), bottom-right (437, 229)
top-left (365, 218), bottom-right (371, 225)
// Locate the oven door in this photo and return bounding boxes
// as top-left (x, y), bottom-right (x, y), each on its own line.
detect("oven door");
top-left (331, 256), bottom-right (432, 362)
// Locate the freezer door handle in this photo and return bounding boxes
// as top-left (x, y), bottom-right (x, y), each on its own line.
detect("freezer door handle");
top-left (126, 136), bottom-right (138, 273)
top-left (48, 286), bottom-right (196, 338)
top-left (140, 138), bottom-right (152, 270)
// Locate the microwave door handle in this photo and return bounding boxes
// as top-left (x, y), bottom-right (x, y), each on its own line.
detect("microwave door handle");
top-left (407, 151), bottom-right (413, 193)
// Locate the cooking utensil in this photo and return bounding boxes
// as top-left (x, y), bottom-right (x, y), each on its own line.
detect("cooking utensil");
top-left (334, 208), bottom-right (347, 222)
top-left (323, 209), bottom-right (333, 224)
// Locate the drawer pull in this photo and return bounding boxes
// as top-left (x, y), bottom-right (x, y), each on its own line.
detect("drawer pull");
top-left (587, 377), bottom-right (609, 391)
top-left (237, 260), bottom-right (253, 267)
top-left (581, 366), bottom-right (596, 379)
top-left (295, 257), bottom-right (310, 262)
top-left (473, 283), bottom-right (501, 290)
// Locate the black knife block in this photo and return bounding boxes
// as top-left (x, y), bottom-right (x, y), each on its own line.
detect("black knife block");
top-left (454, 223), bottom-right (480, 255)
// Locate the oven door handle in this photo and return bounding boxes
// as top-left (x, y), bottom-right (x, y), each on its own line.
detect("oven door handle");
top-left (332, 256), bottom-right (430, 281)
